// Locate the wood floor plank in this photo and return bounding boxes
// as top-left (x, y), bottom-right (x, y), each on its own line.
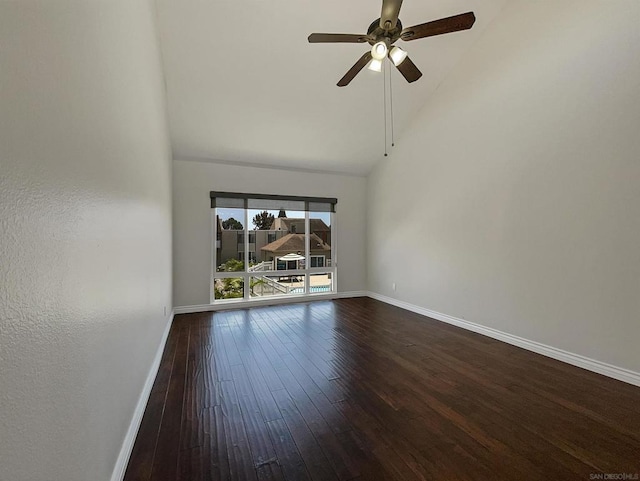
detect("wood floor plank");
top-left (332, 398), bottom-right (424, 481)
top-left (240, 353), bottom-right (283, 422)
top-left (274, 367), bottom-right (360, 480)
top-left (126, 299), bottom-right (640, 481)
top-left (230, 362), bottom-right (284, 480)
top-left (197, 322), bottom-right (221, 408)
top-left (181, 320), bottom-right (202, 451)
top-left (148, 324), bottom-right (189, 481)
top-left (266, 416), bottom-right (312, 481)
top-left (279, 353), bottom-right (350, 434)
top-left (270, 388), bottom-right (338, 481)
top-left (177, 446), bottom-right (202, 481)
top-left (219, 380), bottom-right (258, 481)
top-left (236, 393), bottom-right (285, 481)
top-left (124, 323), bottom-right (180, 481)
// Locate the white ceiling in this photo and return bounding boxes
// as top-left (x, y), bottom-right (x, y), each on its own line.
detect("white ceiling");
top-left (156, 0), bottom-right (507, 175)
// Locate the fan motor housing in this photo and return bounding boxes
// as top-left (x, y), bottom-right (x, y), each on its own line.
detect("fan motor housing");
top-left (366, 18), bottom-right (403, 45)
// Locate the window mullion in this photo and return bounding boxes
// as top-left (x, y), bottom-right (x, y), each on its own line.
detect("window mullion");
top-left (305, 208), bottom-right (310, 294)
top-left (244, 200), bottom-right (250, 300)
top-left (211, 209), bottom-right (217, 303)
top-left (331, 210), bottom-right (337, 291)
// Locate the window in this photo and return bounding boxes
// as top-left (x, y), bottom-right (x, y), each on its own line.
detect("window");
top-left (235, 232), bottom-right (254, 247)
top-left (311, 255), bottom-right (325, 268)
top-left (211, 192), bottom-right (336, 302)
top-left (238, 251), bottom-right (256, 263)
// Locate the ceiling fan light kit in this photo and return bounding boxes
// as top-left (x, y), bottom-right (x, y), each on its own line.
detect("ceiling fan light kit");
top-left (389, 46), bottom-right (408, 66)
top-left (308, 0), bottom-right (476, 86)
top-left (371, 41), bottom-right (389, 60)
top-left (367, 58), bottom-right (383, 72)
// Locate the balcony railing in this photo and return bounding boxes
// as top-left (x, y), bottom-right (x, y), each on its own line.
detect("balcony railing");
top-left (247, 261), bottom-right (274, 272)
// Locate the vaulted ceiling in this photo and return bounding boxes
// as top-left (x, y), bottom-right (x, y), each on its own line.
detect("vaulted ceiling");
top-left (156, 0), bottom-right (508, 175)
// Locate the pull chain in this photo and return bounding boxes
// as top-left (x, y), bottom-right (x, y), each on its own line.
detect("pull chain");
top-left (383, 58), bottom-right (388, 157)
top-left (389, 63), bottom-right (395, 147)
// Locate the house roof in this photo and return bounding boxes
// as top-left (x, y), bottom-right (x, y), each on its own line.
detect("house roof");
top-left (261, 233), bottom-right (330, 253)
top-left (270, 218), bottom-right (330, 232)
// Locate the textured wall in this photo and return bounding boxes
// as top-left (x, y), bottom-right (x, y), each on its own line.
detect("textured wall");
top-left (173, 160), bottom-right (367, 307)
top-left (0, 1), bottom-right (172, 480)
top-left (367, 0), bottom-right (640, 373)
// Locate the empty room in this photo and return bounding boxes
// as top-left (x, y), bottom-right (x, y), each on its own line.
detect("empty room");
top-left (1, 1), bottom-right (639, 480)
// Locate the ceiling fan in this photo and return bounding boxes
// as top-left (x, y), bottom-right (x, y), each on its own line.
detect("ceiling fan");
top-left (308, 0), bottom-right (476, 87)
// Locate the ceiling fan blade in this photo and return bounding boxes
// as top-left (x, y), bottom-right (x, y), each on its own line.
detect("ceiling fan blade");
top-left (401, 12), bottom-right (476, 41)
top-left (337, 52), bottom-right (372, 87)
top-left (380, 0), bottom-right (403, 30)
top-left (308, 33), bottom-right (369, 43)
top-left (393, 55), bottom-right (422, 83)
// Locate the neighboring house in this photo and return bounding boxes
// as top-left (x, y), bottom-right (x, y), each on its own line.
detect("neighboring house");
top-left (217, 227), bottom-right (284, 265)
top-left (216, 216), bottom-right (331, 268)
top-left (270, 218), bottom-right (331, 244)
top-left (261, 233), bottom-right (331, 269)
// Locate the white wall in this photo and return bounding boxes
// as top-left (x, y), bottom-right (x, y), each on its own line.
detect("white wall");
top-left (173, 160), bottom-right (367, 306)
top-left (367, 0), bottom-right (640, 373)
top-left (0, 2), bottom-right (172, 480)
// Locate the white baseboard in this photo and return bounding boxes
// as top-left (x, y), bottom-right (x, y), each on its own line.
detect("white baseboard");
top-left (173, 290), bottom-right (367, 314)
top-left (366, 291), bottom-right (640, 388)
top-left (110, 310), bottom-right (175, 481)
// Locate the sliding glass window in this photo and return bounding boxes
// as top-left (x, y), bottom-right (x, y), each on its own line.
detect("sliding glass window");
top-left (211, 192), bottom-right (337, 303)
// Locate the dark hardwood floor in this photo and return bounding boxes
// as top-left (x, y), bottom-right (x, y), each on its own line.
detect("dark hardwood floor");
top-left (124, 298), bottom-right (640, 481)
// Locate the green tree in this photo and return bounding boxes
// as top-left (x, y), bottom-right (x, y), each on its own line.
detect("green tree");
top-left (222, 217), bottom-right (243, 230)
top-left (214, 277), bottom-right (243, 299)
top-left (213, 259), bottom-right (246, 299)
top-left (252, 210), bottom-right (275, 230)
top-left (219, 258), bottom-right (244, 272)
top-left (250, 277), bottom-right (266, 296)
